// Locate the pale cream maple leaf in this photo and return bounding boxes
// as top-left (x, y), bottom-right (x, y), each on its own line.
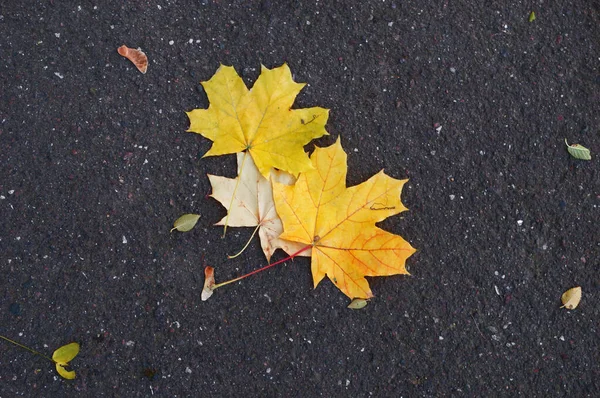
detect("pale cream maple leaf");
top-left (209, 152), bottom-right (309, 261)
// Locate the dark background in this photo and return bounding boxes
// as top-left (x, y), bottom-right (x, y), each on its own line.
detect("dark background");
top-left (1, 1), bottom-right (598, 396)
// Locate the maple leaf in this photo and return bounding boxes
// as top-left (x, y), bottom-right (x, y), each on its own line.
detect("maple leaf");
top-left (186, 64), bottom-right (329, 178)
top-left (273, 138), bottom-right (416, 299)
top-left (209, 152), bottom-right (308, 261)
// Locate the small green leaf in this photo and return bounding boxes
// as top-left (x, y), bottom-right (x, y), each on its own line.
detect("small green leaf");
top-left (528, 11), bottom-right (536, 22)
top-left (171, 214), bottom-right (201, 232)
top-left (565, 139), bottom-right (592, 160)
top-left (347, 298), bottom-right (369, 310)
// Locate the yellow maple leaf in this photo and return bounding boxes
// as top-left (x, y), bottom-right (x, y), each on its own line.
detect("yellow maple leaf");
top-left (186, 64), bottom-right (329, 178)
top-left (273, 138), bottom-right (416, 299)
top-left (208, 152), bottom-right (308, 261)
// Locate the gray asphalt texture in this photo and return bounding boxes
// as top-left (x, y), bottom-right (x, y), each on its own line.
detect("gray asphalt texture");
top-left (1, 1), bottom-right (598, 397)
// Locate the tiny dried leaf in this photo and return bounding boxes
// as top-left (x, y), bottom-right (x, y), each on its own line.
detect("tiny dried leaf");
top-left (347, 298), bottom-right (369, 310)
top-left (565, 139), bottom-right (592, 160)
top-left (201, 266), bottom-right (215, 301)
top-left (171, 214), bottom-right (200, 232)
top-left (528, 11), bottom-right (536, 22)
top-left (560, 286), bottom-right (582, 309)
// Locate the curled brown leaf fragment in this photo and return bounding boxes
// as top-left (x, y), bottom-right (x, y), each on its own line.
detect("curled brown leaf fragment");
top-left (117, 45), bottom-right (148, 74)
top-left (560, 286), bottom-right (582, 310)
top-left (201, 266), bottom-right (215, 301)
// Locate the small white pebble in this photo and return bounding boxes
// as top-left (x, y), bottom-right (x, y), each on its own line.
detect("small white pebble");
top-left (185, 367), bottom-right (192, 374)
top-left (266, 368), bottom-right (271, 374)
top-left (54, 72), bottom-right (64, 79)
top-left (353, 148), bottom-right (358, 152)
top-left (122, 236), bottom-right (128, 244)
top-left (8, 190), bottom-right (14, 194)
top-left (517, 220), bottom-right (523, 226)
top-left (449, 195), bottom-right (455, 200)
top-left (439, 336), bottom-right (444, 340)
top-left (388, 22), bottom-right (393, 27)
top-left (188, 38), bottom-right (193, 44)
top-left (169, 40), bottom-right (174, 45)
top-left (55, 33), bottom-right (60, 38)
top-left (560, 336), bottom-right (565, 341)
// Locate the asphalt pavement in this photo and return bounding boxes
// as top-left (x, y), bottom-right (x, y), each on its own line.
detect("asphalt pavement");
top-left (1, 1), bottom-right (598, 396)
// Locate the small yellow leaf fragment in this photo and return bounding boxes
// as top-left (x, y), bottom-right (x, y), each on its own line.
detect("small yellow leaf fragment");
top-left (528, 11), bottom-right (536, 22)
top-left (201, 266), bottom-right (215, 301)
top-left (171, 214), bottom-right (201, 232)
top-left (52, 342), bottom-right (79, 380)
top-left (560, 286), bottom-right (582, 309)
top-left (56, 363), bottom-right (76, 380)
top-left (347, 298), bottom-right (369, 310)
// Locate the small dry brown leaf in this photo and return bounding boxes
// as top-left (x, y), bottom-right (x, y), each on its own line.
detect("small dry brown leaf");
top-left (117, 45), bottom-right (148, 74)
top-left (560, 286), bottom-right (582, 309)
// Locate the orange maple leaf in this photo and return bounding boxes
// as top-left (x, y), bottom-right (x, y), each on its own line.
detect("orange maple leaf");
top-left (273, 138), bottom-right (416, 299)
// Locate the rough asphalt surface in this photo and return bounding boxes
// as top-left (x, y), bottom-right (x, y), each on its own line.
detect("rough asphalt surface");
top-left (1, 1), bottom-right (598, 396)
